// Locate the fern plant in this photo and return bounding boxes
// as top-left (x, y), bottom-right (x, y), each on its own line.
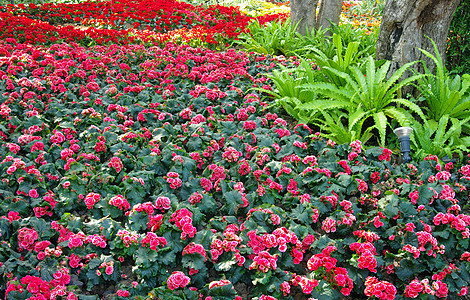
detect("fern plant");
top-left (233, 18), bottom-right (303, 57)
top-left (329, 23), bottom-right (378, 57)
top-left (311, 110), bottom-right (375, 145)
top-left (256, 59), bottom-right (322, 123)
top-left (305, 33), bottom-right (373, 87)
top-left (410, 115), bottom-right (470, 162)
top-left (301, 56), bottom-right (426, 146)
top-left (294, 26), bottom-right (333, 58)
top-left (415, 38), bottom-right (470, 130)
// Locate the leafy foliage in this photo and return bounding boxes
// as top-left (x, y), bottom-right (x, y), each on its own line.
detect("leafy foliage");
top-left (233, 18), bottom-right (301, 57)
top-left (0, 1), bottom-right (469, 300)
top-left (415, 37), bottom-right (470, 126)
top-left (306, 33), bottom-right (365, 87)
top-left (302, 56), bottom-right (425, 146)
top-left (410, 115), bottom-right (470, 162)
top-left (447, 0), bottom-right (470, 75)
top-left (257, 59), bottom-right (322, 123)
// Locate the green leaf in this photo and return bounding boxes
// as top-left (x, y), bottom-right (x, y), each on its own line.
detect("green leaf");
top-left (399, 201), bottom-right (418, 218)
top-left (129, 211), bottom-right (149, 232)
top-left (78, 296), bottom-right (99, 300)
top-left (135, 247), bottom-right (158, 267)
top-left (182, 253), bottom-right (206, 270)
top-left (252, 270), bottom-right (272, 286)
top-left (373, 111), bottom-right (388, 146)
top-left (395, 258), bottom-right (422, 281)
top-left (221, 190), bottom-right (243, 215)
top-left (378, 193), bottom-right (399, 218)
top-left (7, 291), bottom-right (34, 300)
top-left (186, 136), bottom-right (202, 151)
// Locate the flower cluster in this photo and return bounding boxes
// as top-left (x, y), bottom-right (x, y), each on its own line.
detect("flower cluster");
top-left (364, 276), bottom-right (397, 300)
top-left (169, 208), bottom-right (197, 240)
top-left (109, 194), bottom-right (131, 211)
top-left (167, 271), bottom-right (190, 290)
top-left (307, 246), bottom-right (354, 296)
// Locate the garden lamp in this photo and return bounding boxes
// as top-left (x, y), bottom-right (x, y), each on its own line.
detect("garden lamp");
top-left (394, 127), bottom-right (413, 164)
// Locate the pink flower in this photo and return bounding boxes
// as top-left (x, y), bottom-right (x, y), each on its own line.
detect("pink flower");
top-left (7, 165), bottom-right (16, 174)
top-left (356, 179), bottom-right (368, 193)
top-left (433, 280), bottom-right (448, 298)
top-left (167, 271), bottom-right (190, 290)
top-left (348, 152), bottom-right (358, 161)
top-left (154, 196), bottom-right (171, 210)
top-left (259, 296), bottom-right (277, 300)
top-left (364, 277), bottom-right (396, 300)
top-left (379, 148), bottom-right (392, 161)
top-left (117, 290), bottom-right (129, 297)
top-left (280, 281), bottom-right (290, 296)
top-left (200, 178), bottom-right (213, 191)
top-left (357, 252), bottom-right (377, 273)
top-left (18, 227), bottom-right (39, 251)
top-left (69, 254), bottom-right (81, 268)
top-left (108, 156), bottom-right (123, 173)
top-left (243, 120), bottom-right (256, 131)
top-left (222, 146), bottom-right (242, 162)
top-left (370, 171), bottom-right (380, 184)
top-left (28, 189), bottom-right (39, 198)
top-left (208, 279), bottom-right (231, 289)
top-left (109, 194), bottom-right (130, 211)
top-left (84, 192), bottom-right (101, 209)
top-left (322, 217), bottom-right (336, 233)
top-left (166, 172), bottom-right (182, 189)
top-left (249, 251), bottom-right (278, 273)
top-left (105, 265), bottom-right (114, 275)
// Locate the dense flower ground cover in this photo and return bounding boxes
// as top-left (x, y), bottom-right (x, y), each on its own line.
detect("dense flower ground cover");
top-left (0, 0), bottom-right (469, 299)
top-left (0, 0), bottom-right (287, 47)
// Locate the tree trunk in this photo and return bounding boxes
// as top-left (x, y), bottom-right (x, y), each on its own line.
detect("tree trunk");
top-left (290, 0), bottom-right (342, 35)
top-left (291, 0), bottom-right (319, 36)
top-left (376, 0), bottom-right (461, 76)
top-left (316, 0), bottom-right (343, 34)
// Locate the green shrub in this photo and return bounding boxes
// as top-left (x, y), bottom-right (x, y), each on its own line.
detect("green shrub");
top-left (301, 56), bottom-right (425, 146)
top-left (447, 0), bottom-right (470, 75)
top-left (411, 115), bottom-right (470, 162)
top-left (233, 18), bottom-right (303, 57)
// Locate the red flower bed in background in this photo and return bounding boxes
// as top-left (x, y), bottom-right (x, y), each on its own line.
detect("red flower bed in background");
top-left (0, 0), bottom-right (288, 47)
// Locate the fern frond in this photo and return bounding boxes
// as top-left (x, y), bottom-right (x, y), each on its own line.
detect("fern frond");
top-left (391, 98), bottom-right (426, 121)
top-left (442, 90), bottom-right (461, 116)
top-left (384, 107), bottom-right (412, 127)
top-left (299, 99), bottom-right (352, 111)
top-left (365, 56), bottom-right (376, 103)
top-left (383, 60), bottom-right (419, 92)
top-left (411, 121), bottom-right (433, 153)
top-left (344, 42), bottom-right (360, 67)
top-left (348, 108), bottom-right (368, 131)
top-left (301, 81), bottom-right (353, 102)
top-left (434, 115), bottom-right (450, 143)
top-left (373, 111), bottom-right (388, 146)
top-left (451, 95), bottom-right (470, 117)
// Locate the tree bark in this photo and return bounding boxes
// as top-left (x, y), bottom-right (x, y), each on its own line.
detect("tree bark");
top-left (291, 0), bottom-right (319, 36)
top-left (316, 0), bottom-right (343, 34)
top-left (375, 0), bottom-right (461, 76)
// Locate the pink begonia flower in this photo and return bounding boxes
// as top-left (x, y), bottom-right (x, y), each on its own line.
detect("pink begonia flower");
top-left (28, 189), bottom-right (39, 198)
top-left (167, 271), bottom-right (190, 290)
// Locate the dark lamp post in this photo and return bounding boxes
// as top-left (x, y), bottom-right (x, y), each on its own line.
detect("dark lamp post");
top-left (394, 127), bottom-right (413, 164)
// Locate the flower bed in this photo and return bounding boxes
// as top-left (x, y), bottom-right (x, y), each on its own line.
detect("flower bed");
top-left (0, 38), bottom-right (469, 299)
top-left (0, 0), bottom-right (469, 299)
top-left (0, 0), bottom-right (288, 47)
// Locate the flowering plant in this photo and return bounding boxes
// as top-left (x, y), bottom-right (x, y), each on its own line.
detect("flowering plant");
top-left (0, 2), bottom-right (469, 299)
top-left (0, 0), bottom-right (286, 48)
